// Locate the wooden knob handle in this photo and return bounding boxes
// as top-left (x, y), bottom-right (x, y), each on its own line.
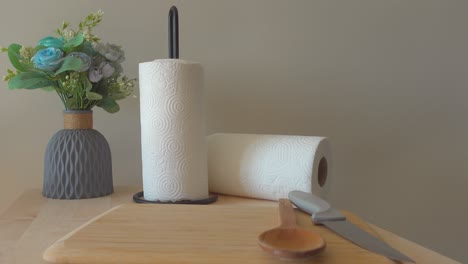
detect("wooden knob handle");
top-left (278, 199), bottom-right (297, 228)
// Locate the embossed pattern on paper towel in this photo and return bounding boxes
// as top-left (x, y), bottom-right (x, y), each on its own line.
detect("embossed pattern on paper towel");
top-left (140, 60), bottom-right (207, 201)
top-left (208, 134), bottom-right (330, 201)
top-left (239, 136), bottom-right (316, 199)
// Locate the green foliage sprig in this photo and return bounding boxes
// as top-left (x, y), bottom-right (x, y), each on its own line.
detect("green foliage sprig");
top-left (1, 10), bottom-right (135, 113)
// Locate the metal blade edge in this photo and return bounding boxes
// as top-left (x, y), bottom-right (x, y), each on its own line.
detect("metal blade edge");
top-left (323, 220), bottom-right (415, 263)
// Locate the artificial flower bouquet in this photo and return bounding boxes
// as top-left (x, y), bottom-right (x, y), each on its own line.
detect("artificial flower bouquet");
top-left (1, 10), bottom-right (134, 113)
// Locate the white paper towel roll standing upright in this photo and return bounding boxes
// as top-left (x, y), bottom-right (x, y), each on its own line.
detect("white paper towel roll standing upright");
top-left (139, 59), bottom-right (208, 201)
top-left (207, 133), bottom-right (331, 201)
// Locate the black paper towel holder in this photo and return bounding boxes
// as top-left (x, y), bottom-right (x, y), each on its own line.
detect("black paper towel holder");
top-left (133, 6), bottom-right (217, 205)
top-left (169, 6), bottom-right (179, 59)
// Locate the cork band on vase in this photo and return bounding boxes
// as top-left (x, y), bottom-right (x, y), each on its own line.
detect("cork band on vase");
top-left (63, 110), bottom-right (93, 129)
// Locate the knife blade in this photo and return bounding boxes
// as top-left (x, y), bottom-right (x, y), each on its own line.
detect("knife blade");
top-left (288, 190), bottom-right (415, 263)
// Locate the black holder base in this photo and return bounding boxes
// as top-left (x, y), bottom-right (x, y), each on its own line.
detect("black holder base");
top-left (133, 191), bottom-right (218, 205)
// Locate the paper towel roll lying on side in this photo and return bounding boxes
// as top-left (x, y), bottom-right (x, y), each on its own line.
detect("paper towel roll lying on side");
top-left (207, 133), bottom-right (331, 201)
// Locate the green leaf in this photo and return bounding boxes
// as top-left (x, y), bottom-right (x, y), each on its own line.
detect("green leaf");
top-left (35, 45), bottom-right (46, 52)
top-left (8, 71), bottom-right (56, 90)
top-left (81, 73), bottom-right (92, 91)
top-left (27, 67), bottom-right (55, 78)
top-left (55, 56), bottom-right (83, 75)
top-left (109, 93), bottom-right (128, 100)
top-left (97, 97), bottom-right (120, 113)
top-left (8, 44), bottom-right (26, 71)
top-left (24, 80), bottom-right (57, 90)
top-left (86, 91), bottom-right (103, 100)
top-left (40, 86), bottom-right (55, 92)
top-left (63, 33), bottom-right (84, 50)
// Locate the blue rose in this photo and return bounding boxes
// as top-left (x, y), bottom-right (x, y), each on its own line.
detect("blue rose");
top-left (37, 36), bottom-right (65, 48)
top-left (32, 47), bottom-right (64, 72)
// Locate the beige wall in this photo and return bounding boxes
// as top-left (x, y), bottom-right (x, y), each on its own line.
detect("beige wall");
top-left (0, 0), bottom-right (466, 262)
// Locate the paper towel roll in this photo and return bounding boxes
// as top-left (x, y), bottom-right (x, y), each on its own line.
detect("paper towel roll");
top-left (139, 59), bottom-right (208, 202)
top-left (207, 133), bottom-right (331, 201)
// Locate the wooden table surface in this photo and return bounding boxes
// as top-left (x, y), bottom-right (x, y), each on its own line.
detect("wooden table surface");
top-left (0, 186), bottom-right (460, 264)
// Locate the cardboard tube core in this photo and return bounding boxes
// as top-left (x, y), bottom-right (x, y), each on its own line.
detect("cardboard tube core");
top-left (318, 157), bottom-right (328, 187)
top-left (64, 110), bottom-right (93, 129)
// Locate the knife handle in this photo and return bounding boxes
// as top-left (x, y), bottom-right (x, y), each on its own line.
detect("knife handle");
top-left (288, 191), bottom-right (330, 213)
top-left (288, 190), bottom-right (346, 224)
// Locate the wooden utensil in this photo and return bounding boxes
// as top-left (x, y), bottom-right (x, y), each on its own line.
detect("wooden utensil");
top-left (258, 199), bottom-right (326, 259)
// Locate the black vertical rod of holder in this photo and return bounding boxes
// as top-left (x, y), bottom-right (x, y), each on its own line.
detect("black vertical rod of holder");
top-left (169, 6), bottom-right (179, 59)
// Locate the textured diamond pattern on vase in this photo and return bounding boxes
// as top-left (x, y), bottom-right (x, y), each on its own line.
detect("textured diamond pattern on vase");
top-left (43, 129), bottom-right (113, 199)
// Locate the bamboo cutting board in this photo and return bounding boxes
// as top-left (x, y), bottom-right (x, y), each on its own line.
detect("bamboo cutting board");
top-left (43, 203), bottom-right (395, 264)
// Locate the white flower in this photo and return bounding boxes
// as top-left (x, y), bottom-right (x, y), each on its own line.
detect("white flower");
top-left (61, 29), bottom-right (75, 41)
top-left (82, 29), bottom-right (92, 41)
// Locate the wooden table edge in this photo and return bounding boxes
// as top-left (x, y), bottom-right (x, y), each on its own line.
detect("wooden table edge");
top-left (0, 187), bottom-right (461, 264)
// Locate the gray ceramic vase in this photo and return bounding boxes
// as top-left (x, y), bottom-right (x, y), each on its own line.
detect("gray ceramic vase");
top-left (43, 110), bottom-right (113, 199)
